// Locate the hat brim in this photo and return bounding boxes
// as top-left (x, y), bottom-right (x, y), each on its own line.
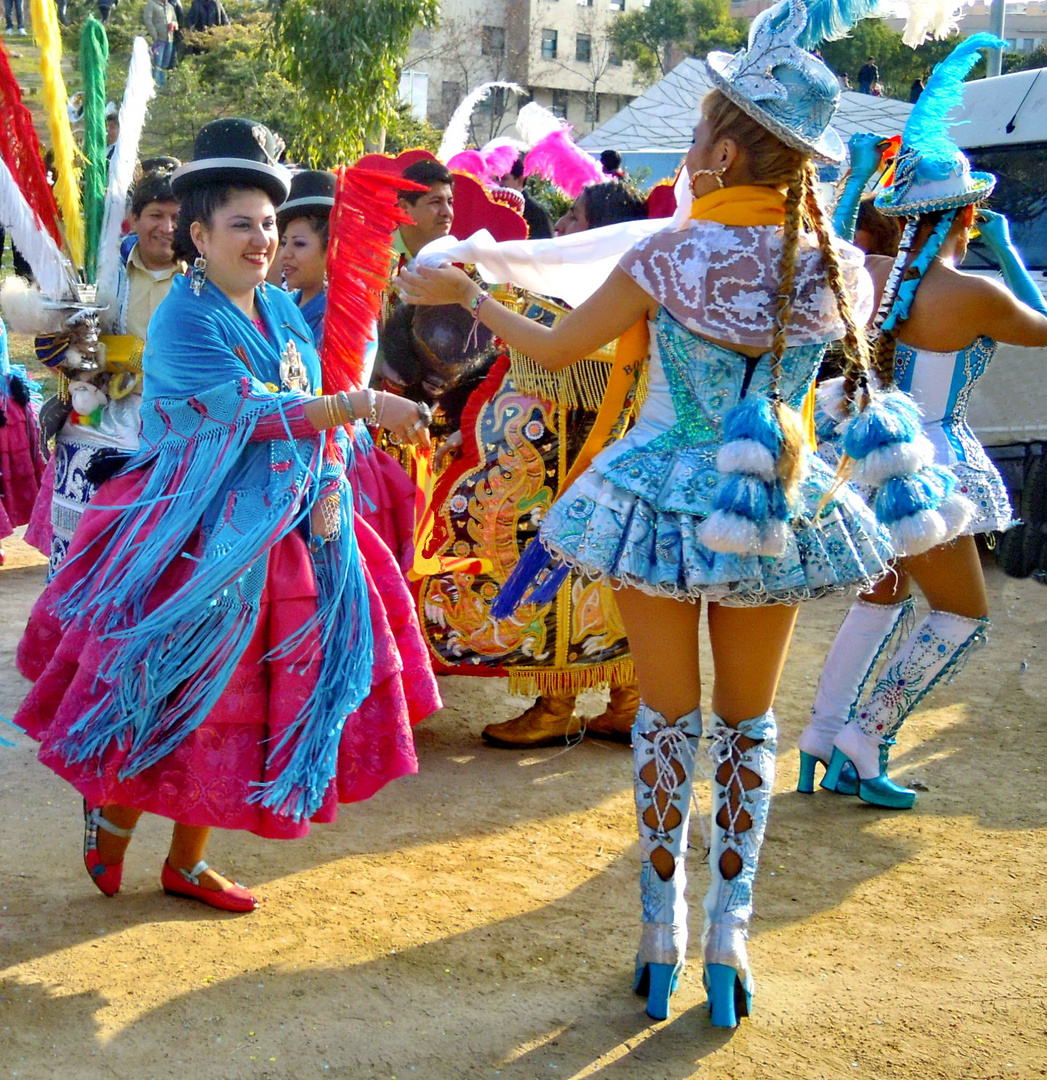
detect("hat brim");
top-left (705, 53), bottom-right (845, 165)
top-left (171, 158), bottom-right (291, 203)
top-left (874, 172), bottom-right (996, 217)
top-left (276, 195), bottom-right (335, 223)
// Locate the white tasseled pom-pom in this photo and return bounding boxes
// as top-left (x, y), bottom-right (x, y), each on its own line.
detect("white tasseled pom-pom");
top-left (699, 510), bottom-right (761, 555)
top-left (756, 519), bottom-right (790, 557)
top-left (849, 434), bottom-right (935, 487)
top-left (938, 492), bottom-right (974, 543)
top-left (890, 509), bottom-right (948, 557)
top-left (716, 439), bottom-right (777, 482)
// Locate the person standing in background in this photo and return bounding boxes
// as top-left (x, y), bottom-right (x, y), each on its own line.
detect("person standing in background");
top-left (858, 55), bottom-right (879, 94)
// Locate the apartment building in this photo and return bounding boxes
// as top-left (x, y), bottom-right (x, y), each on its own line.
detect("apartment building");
top-left (401, 0), bottom-right (643, 141)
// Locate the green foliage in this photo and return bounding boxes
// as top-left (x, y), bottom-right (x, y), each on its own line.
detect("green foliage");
top-left (820, 20), bottom-right (977, 99)
top-left (141, 4), bottom-right (301, 162)
top-left (610, 0), bottom-right (741, 86)
top-left (1004, 46), bottom-right (1047, 74)
top-left (384, 102), bottom-right (442, 157)
top-left (265, 0), bottom-right (438, 165)
top-left (526, 176), bottom-right (572, 224)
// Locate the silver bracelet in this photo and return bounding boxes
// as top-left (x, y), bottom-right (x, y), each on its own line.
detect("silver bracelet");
top-left (377, 391), bottom-right (387, 428)
top-left (337, 390), bottom-right (356, 423)
top-left (366, 387), bottom-right (378, 427)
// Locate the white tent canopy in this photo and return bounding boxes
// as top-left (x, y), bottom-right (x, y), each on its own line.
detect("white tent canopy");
top-left (579, 57), bottom-right (914, 155)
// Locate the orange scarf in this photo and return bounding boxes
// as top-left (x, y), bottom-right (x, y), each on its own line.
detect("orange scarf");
top-left (563, 185), bottom-right (815, 492)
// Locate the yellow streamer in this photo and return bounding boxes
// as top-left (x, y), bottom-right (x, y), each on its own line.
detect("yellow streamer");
top-left (31, 0), bottom-right (84, 269)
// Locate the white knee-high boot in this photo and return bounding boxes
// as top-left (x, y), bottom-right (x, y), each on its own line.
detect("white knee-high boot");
top-left (632, 701), bottom-right (701, 1021)
top-left (702, 710), bottom-right (777, 1028)
top-left (798, 597), bottom-right (914, 793)
top-left (826, 610), bottom-right (988, 808)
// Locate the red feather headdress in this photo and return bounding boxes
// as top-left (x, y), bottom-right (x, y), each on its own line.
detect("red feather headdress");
top-left (0, 40), bottom-right (63, 247)
top-left (321, 166), bottom-right (426, 394)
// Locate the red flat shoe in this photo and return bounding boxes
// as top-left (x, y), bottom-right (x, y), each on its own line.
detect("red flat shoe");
top-left (161, 860), bottom-right (257, 913)
top-left (83, 800), bottom-right (136, 897)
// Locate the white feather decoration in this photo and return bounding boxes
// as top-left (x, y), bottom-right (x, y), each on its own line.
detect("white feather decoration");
top-left (0, 156), bottom-right (76, 299)
top-left (899, 0), bottom-right (965, 46)
top-left (96, 37), bottom-right (156, 327)
top-left (514, 101), bottom-right (564, 147)
top-left (0, 276), bottom-right (65, 334)
top-left (438, 81), bottom-right (524, 162)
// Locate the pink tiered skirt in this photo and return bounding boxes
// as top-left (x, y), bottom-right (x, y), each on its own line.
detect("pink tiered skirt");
top-left (15, 471), bottom-right (441, 839)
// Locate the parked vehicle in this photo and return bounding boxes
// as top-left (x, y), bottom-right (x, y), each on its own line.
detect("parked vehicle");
top-left (956, 67), bottom-right (1047, 578)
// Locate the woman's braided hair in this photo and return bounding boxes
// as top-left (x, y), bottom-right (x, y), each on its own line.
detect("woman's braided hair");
top-left (703, 92), bottom-right (872, 497)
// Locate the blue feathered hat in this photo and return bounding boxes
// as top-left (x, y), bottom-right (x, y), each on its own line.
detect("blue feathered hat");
top-left (705, 0), bottom-right (882, 164)
top-left (876, 34), bottom-right (1004, 217)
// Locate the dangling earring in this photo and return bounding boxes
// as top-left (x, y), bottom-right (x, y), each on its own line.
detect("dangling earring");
top-left (190, 255), bottom-right (207, 296)
top-left (690, 167), bottom-right (726, 197)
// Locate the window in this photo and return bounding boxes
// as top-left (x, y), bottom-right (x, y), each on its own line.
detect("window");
top-left (577, 0), bottom-right (594, 5)
top-left (482, 25), bottom-right (506, 57)
top-left (551, 88), bottom-right (569, 119)
top-left (1022, 37), bottom-right (1035, 52)
top-left (610, 0), bottom-right (625, 10)
top-left (1005, 38), bottom-right (1017, 51)
top-left (576, 33), bottom-right (592, 62)
top-left (585, 94), bottom-right (600, 124)
top-left (609, 46), bottom-right (623, 66)
top-left (541, 28), bottom-right (558, 59)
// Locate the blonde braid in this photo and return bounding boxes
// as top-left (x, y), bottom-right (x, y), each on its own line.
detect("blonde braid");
top-left (771, 165), bottom-right (807, 501)
top-left (803, 162), bottom-right (871, 406)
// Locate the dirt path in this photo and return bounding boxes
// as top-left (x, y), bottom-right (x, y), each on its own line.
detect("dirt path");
top-left (1, 533), bottom-right (1045, 1080)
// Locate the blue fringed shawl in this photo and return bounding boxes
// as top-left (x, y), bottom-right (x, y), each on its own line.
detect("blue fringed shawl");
top-left (54, 277), bottom-right (374, 822)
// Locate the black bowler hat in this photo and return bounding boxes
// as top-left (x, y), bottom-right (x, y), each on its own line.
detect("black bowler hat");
top-left (171, 118), bottom-right (290, 203)
top-left (277, 169), bottom-right (336, 227)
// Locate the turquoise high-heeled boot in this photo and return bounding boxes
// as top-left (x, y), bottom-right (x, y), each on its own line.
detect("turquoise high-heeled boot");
top-left (632, 702), bottom-right (701, 1021)
top-left (702, 710), bottom-right (777, 1029)
top-left (798, 597), bottom-right (914, 796)
top-left (827, 611), bottom-right (988, 808)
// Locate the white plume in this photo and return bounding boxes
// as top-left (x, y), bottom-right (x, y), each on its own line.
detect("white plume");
top-left (900, 0), bottom-right (965, 46)
top-left (514, 102), bottom-right (564, 147)
top-left (0, 275), bottom-right (65, 334)
top-left (0, 156), bottom-right (77, 299)
top-left (96, 37), bottom-right (156, 327)
top-left (438, 81), bottom-right (524, 162)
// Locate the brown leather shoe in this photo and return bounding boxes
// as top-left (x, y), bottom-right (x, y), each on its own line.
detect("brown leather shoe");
top-left (481, 694), bottom-right (581, 748)
top-left (584, 679), bottom-right (639, 744)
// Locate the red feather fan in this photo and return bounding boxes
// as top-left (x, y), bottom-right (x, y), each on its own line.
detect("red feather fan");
top-left (321, 166), bottom-right (427, 394)
top-left (0, 40), bottom-right (64, 247)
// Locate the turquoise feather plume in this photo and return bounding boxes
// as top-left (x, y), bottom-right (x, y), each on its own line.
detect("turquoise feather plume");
top-left (904, 33), bottom-right (1007, 171)
top-left (767, 0), bottom-right (884, 49)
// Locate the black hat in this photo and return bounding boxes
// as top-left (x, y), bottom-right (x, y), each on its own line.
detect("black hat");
top-left (277, 169), bottom-right (336, 225)
top-left (171, 118), bottom-right (290, 203)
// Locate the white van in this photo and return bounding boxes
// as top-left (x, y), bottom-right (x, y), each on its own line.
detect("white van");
top-left (954, 67), bottom-right (1047, 577)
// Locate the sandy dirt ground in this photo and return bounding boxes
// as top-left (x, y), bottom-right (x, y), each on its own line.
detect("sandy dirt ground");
top-left (1, 531), bottom-right (1045, 1080)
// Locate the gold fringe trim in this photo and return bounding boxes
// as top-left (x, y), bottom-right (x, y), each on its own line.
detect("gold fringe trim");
top-left (508, 352), bottom-right (614, 411)
top-left (506, 657), bottom-right (635, 698)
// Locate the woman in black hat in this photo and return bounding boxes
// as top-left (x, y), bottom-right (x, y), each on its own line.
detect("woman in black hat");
top-left (15, 119), bottom-right (440, 913)
top-left (277, 169), bottom-right (334, 349)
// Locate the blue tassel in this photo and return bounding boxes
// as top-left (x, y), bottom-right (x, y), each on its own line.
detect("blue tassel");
top-left (490, 536), bottom-right (563, 620)
top-left (722, 395), bottom-right (783, 455)
top-left (713, 473), bottom-right (770, 524)
top-left (874, 470), bottom-right (947, 525)
top-left (767, 482), bottom-right (790, 522)
top-left (843, 394), bottom-right (921, 459)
